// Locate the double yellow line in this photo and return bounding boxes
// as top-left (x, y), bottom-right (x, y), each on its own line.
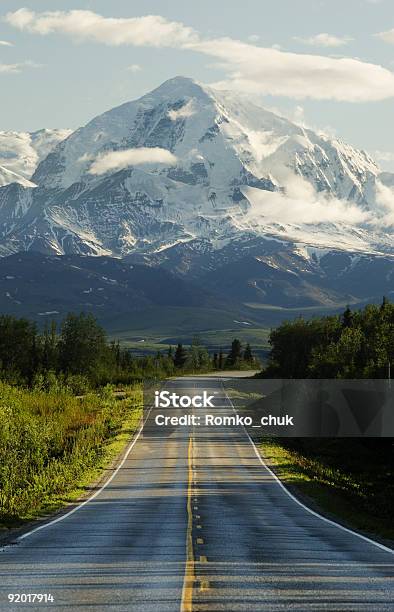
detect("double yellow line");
top-left (181, 436), bottom-right (195, 612)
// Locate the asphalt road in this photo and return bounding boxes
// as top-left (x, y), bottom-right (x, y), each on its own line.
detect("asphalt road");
top-left (0, 377), bottom-right (393, 611)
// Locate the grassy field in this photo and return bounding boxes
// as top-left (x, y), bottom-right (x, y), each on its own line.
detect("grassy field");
top-left (106, 308), bottom-right (271, 362)
top-left (261, 438), bottom-right (394, 542)
top-left (103, 306), bottom-right (246, 336)
top-left (101, 303), bottom-right (359, 340)
top-left (0, 383), bottom-right (142, 532)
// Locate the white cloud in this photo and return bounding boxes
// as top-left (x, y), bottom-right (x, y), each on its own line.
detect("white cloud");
top-left (243, 182), bottom-right (370, 226)
top-left (78, 153), bottom-right (93, 163)
top-left (373, 150), bottom-right (394, 163)
top-left (5, 8), bottom-right (198, 48)
top-left (168, 99), bottom-right (196, 120)
top-left (5, 8), bottom-right (394, 102)
top-left (372, 150), bottom-right (394, 171)
top-left (0, 60), bottom-right (39, 74)
top-left (293, 33), bottom-right (353, 47)
top-left (243, 171), bottom-right (394, 230)
top-left (376, 29), bottom-right (394, 45)
top-left (0, 40), bottom-right (13, 47)
top-left (126, 63), bottom-right (142, 73)
top-left (0, 63), bottom-right (20, 74)
top-left (373, 181), bottom-right (394, 225)
top-left (88, 147), bottom-right (178, 175)
top-left (290, 105), bottom-right (306, 126)
top-left (202, 38), bottom-right (394, 101)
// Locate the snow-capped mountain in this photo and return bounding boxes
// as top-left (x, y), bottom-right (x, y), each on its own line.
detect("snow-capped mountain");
top-left (0, 76), bottom-right (393, 262)
top-left (0, 128), bottom-right (72, 185)
top-left (0, 165), bottom-right (36, 189)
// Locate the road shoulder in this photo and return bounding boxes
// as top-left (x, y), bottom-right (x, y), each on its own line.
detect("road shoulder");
top-left (0, 403), bottom-right (142, 548)
top-left (259, 438), bottom-right (394, 551)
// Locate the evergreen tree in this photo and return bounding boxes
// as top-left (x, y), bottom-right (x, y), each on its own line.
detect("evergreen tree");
top-left (174, 343), bottom-right (188, 368)
top-left (243, 343), bottom-right (253, 363)
top-left (0, 315), bottom-right (38, 381)
top-left (58, 313), bottom-right (109, 380)
top-left (381, 295), bottom-right (389, 312)
top-left (218, 350), bottom-right (224, 369)
top-left (42, 320), bottom-right (58, 371)
top-left (213, 352), bottom-right (218, 369)
top-left (263, 299), bottom-right (394, 379)
top-left (110, 340), bottom-right (121, 368)
top-left (186, 336), bottom-right (210, 371)
top-left (226, 339), bottom-right (243, 367)
top-left (342, 305), bottom-right (353, 328)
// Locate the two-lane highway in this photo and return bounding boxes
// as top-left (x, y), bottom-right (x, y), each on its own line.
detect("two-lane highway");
top-left (0, 377), bottom-right (393, 611)
top-left (185, 378), bottom-right (394, 611)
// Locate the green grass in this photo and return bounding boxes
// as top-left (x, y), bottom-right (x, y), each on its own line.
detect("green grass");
top-left (103, 306), bottom-right (244, 336)
top-left (0, 383), bottom-right (142, 533)
top-left (260, 438), bottom-right (394, 542)
top-left (106, 309), bottom-right (271, 362)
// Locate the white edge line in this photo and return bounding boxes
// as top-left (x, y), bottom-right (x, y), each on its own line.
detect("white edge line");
top-left (221, 381), bottom-right (394, 556)
top-left (14, 402), bottom-right (152, 543)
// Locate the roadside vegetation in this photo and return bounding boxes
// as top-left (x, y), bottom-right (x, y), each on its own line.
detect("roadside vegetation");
top-left (0, 312), bottom-right (259, 530)
top-left (262, 297), bottom-right (394, 379)
top-left (0, 383), bottom-right (142, 529)
top-left (261, 438), bottom-right (394, 541)
top-left (258, 298), bottom-right (394, 542)
top-left (0, 313), bottom-right (260, 388)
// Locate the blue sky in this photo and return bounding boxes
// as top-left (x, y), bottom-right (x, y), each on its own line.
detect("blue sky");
top-left (1, 0), bottom-right (394, 170)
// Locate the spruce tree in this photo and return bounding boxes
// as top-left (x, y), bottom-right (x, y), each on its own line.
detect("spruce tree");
top-left (174, 343), bottom-right (188, 368)
top-left (226, 339), bottom-right (242, 367)
top-left (342, 306), bottom-right (353, 328)
top-left (381, 296), bottom-right (389, 312)
top-left (243, 343), bottom-right (253, 363)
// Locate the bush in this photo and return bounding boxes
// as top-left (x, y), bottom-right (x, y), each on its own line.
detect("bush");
top-left (0, 382), bottom-right (142, 523)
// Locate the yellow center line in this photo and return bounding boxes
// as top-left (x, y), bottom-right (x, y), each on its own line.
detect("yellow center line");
top-left (181, 436), bottom-right (194, 612)
top-left (199, 554), bottom-right (210, 594)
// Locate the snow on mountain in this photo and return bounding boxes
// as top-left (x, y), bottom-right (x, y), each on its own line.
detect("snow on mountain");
top-left (0, 76), bottom-right (392, 261)
top-left (0, 128), bottom-right (73, 182)
top-left (0, 165), bottom-right (36, 188)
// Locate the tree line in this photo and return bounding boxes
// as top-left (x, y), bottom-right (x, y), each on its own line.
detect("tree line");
top-left (0, 313), bottom-right (259, 390)
top-left (263, 298), bottom-right (394, 379)
top-left (261, 299), bottom-right (394, 530)
top-left (173, 338), bottom-right (259, 371)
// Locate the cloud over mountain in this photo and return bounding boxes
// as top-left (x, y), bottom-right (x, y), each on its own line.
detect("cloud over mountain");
top-left (88, 147), bottom-right (178, 175)
top-left (293, 33), bottom-right (353, 47)
top-left (6, 8), bottom-right (394, 102)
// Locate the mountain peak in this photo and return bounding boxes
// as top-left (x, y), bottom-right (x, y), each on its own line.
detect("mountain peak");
top-left (0, 76), bottom-right (389, 260)
top-left (145, 75), bottom-right (210, 101)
